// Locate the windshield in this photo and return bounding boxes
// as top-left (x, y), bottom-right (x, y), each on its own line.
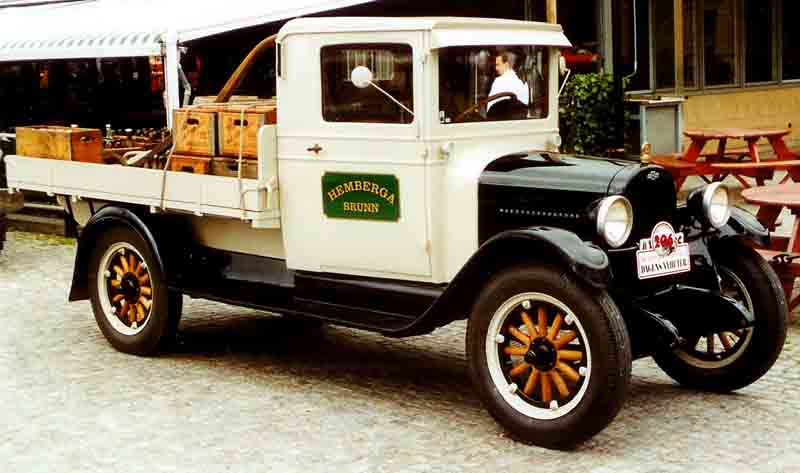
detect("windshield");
top-left (439, 46), bottom-right (550, 125)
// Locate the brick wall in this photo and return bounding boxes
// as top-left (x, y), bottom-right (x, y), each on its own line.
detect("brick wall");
top-left (683, 87), bottom-right (800, 150)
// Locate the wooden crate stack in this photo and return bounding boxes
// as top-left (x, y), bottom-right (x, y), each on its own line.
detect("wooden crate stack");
top-left (172, 100), bottom-right (277, 179)
top-left (16, 126), bottom-right (104, 163)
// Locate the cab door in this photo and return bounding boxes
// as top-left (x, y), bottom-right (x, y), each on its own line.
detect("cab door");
top-left (278, 32), bottom-right (432, 278)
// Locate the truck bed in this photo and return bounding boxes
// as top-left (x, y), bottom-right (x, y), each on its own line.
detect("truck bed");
top-left (5, 156), bottom-right (280, 228)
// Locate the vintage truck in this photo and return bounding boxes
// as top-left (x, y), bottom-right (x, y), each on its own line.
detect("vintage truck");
top-left (2, 17), bottom-right (788, 449)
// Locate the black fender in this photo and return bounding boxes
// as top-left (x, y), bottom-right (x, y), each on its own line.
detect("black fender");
top-left (68, 206), bottom-right (164, 302)
top-left (717, 206), bottom-right (770, 247)
top-left (393, 227), bottom-right (611, 337)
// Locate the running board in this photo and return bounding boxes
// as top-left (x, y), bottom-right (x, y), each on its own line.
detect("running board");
top-left (172, 248), bottom-right (444, 334)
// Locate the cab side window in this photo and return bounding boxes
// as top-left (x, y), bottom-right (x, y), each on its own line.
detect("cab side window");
top-left (321, 44), bottom-right (414, 124)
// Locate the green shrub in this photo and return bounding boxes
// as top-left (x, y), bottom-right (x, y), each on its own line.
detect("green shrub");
top-left (559, 72), bottom-right (628, 156)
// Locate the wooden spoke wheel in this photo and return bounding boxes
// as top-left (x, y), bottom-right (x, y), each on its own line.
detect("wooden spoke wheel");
top-left (98, 242), bottom-right (154, 336)
top-left (467, 265), bottom-right (630, 448)
top-left (88, 225), bottom-right (177, 356)
top-left (486, 293), bottom-right (591, 419)
top-left (655, 241), bottom-right (787, 393)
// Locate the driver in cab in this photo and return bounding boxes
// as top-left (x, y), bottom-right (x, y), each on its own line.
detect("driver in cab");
top-left (487, 52), bottom-right (529, 119)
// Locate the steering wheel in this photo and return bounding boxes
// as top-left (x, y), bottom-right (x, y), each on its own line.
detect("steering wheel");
top-left (453, 92), bottom-right (518, 123)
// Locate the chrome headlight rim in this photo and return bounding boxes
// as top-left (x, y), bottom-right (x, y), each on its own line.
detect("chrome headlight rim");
top-left (702, 182), bottom-right (732, 229)
top-left (596, 195), bottom-right (634, 249)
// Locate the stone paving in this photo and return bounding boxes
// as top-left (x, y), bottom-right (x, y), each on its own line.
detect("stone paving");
top-left (3, 231), bottom-right (800, 473)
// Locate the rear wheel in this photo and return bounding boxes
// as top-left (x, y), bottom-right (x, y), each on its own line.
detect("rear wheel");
top-left (654, 241), bottom-right (787, 392)
top-left (0, 152), bottom-right (6, 254)
top-left (88, 226), bottom-right (178, 355)
top-left (467, 264), bottom-right (631, 449)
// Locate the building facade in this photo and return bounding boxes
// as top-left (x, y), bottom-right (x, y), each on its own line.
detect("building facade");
top-left (617, 0), bottom-right (800, 147)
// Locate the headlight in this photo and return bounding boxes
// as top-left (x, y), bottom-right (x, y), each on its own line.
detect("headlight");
top-left (701, 183), bottom-right (731, 229)
top-left (596, 196), bottom-right (634, 248)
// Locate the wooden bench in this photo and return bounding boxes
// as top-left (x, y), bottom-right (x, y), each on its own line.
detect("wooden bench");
top-left (710, 160), bottom-right (800, 186)
top-left (758, 249), bottom-right (800, 311)
top-left (710, 159), bottom-right (800, 171)
top-left (650, 153), bottom-right (732, 189)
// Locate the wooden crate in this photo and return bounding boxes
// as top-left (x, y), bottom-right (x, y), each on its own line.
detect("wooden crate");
top-left (218, 105), bottom-right (277, 159)
top-left (170, 155), bottom-right (211, 174)
top-left (16, 126), bottom-right (103, 163)
top-left (211, 157), bottom-right (259, 180)
top-left (174, 109), bottom-right (217, 156)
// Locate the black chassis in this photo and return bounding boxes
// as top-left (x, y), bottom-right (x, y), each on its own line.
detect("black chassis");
top-left (66, 152), bottom-right (764, 359)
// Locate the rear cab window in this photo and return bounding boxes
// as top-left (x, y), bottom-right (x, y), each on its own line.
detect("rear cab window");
top-left (321, 44), bottom-right (414, 124)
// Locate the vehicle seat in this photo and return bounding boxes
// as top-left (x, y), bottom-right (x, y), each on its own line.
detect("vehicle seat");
top-left (487, 98), bottom-right (528, 121)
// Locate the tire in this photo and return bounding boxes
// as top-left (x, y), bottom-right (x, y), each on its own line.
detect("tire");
top-left (88, 226), bottom-right (175, 355)
top-left (0, 152), bottom-right (6, 254)
top-left (0, 213), bottom-right (6, 254)
top-left (466, 264), bottom-right (632, 449)
top-left (654, 241), bottom-right (787, 392)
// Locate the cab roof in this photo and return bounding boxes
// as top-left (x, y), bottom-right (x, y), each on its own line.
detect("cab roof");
top-left (277, 17), bottom-right (572, 49)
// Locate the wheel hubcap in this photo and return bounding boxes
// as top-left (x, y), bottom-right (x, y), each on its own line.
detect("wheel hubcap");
top-left (524, 338), bottom-right (558, 371)
top-left (97, 243), bottom-right (154, 336)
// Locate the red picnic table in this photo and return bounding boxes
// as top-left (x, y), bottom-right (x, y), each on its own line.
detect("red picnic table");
top-left (742, 183), bottom-right (800, 311)
top-left (652, 128), bottom-right (800, 190)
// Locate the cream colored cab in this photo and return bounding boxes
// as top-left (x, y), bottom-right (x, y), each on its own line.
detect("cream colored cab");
top-left (276, 18), bottom-right (570, 283)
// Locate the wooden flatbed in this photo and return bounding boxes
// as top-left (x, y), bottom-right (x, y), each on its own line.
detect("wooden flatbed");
top-left (4, 126), bottom-right (280, 229)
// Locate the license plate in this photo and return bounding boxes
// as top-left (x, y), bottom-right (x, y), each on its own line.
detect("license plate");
top-left (636, 222), bottom-right (691, 280)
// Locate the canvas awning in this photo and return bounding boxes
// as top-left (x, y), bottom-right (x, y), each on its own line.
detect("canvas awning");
top-left (0, 0), bottom-right (377, 62)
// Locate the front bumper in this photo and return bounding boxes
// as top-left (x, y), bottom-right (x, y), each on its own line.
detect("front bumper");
top-left (607, 235), bottom-right (753, 358)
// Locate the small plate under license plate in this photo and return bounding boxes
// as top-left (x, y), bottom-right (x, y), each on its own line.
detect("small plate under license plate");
top-left (637, 222), bottom-right (691, 280)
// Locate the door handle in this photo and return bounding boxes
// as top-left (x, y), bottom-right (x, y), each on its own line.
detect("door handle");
top-left (307, 144), bottom-right (323, 154)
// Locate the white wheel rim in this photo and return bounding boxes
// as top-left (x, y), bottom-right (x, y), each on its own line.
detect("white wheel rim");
top-left (485, 292), bottom-right (593, 421)
top-left (97, 242), bottom-right (154, 336)
top-left (675, 267), bottom-right (754, 369)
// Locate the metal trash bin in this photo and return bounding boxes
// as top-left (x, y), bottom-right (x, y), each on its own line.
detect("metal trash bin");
top-left (626, 97), bottom-right (685, 155)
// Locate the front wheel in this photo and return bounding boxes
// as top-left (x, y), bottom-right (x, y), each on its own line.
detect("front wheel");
top-left (467, 264), bottom-right (632, 449)
top-left (654, 241), bottom-right (787, 392)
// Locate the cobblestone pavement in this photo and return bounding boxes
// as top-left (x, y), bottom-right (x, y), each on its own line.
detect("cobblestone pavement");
top-left (3, 231), bottom-right (800, 473)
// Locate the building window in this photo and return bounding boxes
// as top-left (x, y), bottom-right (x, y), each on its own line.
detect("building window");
top-left (744, 0), bottom-right (775, 83)
top-left (783, 0), bottom-right (800, 80)
top-left (653, 0), bottom-right (676, 89)
top-left (629, 0), bottom-right (797, 93)
top-left (320, 44), bottom-right (414, 124)
top-left (703, 0), bottom-right (737, 87)
top-left (637, 0), bottom-right (698, 89)
top-left (744, 0), bottom-right (775, 82)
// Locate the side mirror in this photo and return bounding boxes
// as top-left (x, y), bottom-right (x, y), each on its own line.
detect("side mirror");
top-left (351, 66), bottom-right (374, 89)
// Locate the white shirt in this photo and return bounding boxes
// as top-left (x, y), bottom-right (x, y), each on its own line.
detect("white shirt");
top-left (487, 69), bottom-right (530, 111)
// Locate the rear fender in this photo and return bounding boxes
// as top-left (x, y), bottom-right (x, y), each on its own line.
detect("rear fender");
top-left (69, 206), bottom-right (164, 301)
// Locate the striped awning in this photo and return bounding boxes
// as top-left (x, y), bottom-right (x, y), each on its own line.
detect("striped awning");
top-left (0, 0), bottom-right (376, 62)
top-left (0, 31), bottom-right (164, 61)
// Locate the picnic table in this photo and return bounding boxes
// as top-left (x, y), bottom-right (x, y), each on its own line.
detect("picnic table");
top-left (651, 128), bottom-right (800, 190)
top-left (742, 183), bottom-right (800, 311)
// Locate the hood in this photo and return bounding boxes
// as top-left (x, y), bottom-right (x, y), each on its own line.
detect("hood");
top-left (477, 152), bottom-right (678, 247)
top-left (479, 152), bottom-right (633, 195)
